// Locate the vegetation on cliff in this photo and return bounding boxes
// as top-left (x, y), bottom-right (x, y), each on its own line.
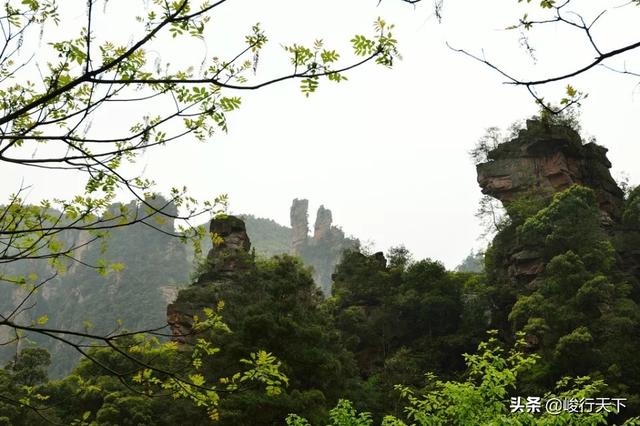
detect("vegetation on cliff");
top-left (2, 117), bottom-right (640, 424)
top-left (2, 0), bottom-right (640, 422)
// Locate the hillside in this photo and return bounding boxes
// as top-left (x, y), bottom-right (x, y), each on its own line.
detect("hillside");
top-left (0, 199), bottom-right (355, 376)
top-left (2, 119), bottom-right (640, 424)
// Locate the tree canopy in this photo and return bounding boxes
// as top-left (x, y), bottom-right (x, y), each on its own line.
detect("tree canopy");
top-left (0, 0), bottom-right (399, 416)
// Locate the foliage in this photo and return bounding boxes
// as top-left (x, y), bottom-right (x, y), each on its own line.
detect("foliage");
top-left (476, 195), bottom-right (509, 239)
top-left (617, 186), bottom-right (640, 266)
top-left (240, 214), bottom-right (293, 258)
top-left (481, 185), bottom-right (640, 413)
top-left (294, 222), bottom-right (360, 296)
top-left (455, 250), bottom-right (484, 273)
top-left (536, 100), bottom-right (583, 133)
top-left (0, 306), bottom-right (288, 424)
top-left (287, 399), bottom-right (373, 426)
top-left (0, 348), bottom-right (52, 425)
top-left (470, 126), bottom-right (503, 165)
top-left (0, 178), bottom-right (639, 423)
top-left (450, 0), bottom-right (640, 112)
top-left (1, 0), bottom-right (399, 412)
top-left (0, 196), bottom-right (194, 377)
top-left (178, 254), bottom-right (361, 425)
top-left (623, 187), bottom-right (640, 230)
top-left (289, 331), bottom-right (640, 425)
top-left (329, 249), bottom-right (489, 418)
top-left (517, 186), bottom-right (606, 260)
top-left (5, 348), bottom-right (51, 388)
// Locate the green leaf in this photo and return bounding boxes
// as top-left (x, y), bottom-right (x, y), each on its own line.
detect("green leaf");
top-left (21, 0), bottom-right (39, 11)
top-left (300, 77), bottom-right (319, 97)
top-left (110, 262), bottom-right (125, 272)
top-left (219, 97), bottom-right (242, 112)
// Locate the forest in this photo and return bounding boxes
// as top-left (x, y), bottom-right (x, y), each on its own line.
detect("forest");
top-left (2, 0), bottom-right (640, 425)
top-left (2, 116), bottom-right (639, 425)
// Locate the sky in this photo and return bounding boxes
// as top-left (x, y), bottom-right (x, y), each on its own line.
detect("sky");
top-left (2, 0), bottom-right (640, 268)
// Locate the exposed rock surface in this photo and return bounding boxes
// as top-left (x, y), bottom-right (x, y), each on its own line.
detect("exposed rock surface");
top-left (477, 119), bottom-right (628, 283)
top-left (166, 303), bottom-right (200, 345)
top-left (167, 295), bottom-right (227, 346)
top-left (290, 199), bottom-right (309, 255)
top-left (200, 215), bottom-right (252, 280)
top-left (314, 206), bottom-right (333, 240)
top-left (168, 215), bottom-right (253, 343)
top-left (477, 119), bottom-right (624, 223)
top-left (508, 249), bottom-right (544, 281)
top-left (289, 200), bottom-right (358, 295)
top-left (167, 204), bottom-right (359, 344)
top-left (0, 195), bottom-right (191, 377)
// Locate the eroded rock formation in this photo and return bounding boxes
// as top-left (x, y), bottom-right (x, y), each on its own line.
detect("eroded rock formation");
top-left (290, 199), bottom-right (309, 254)
top-left (198, 215), bottom-right (252, 283)
top-left (477, 119), bottom-right (626, 282)
top-left (289, 200), bottom-right (358, 295)
top-left (314, 206), bottom-right (333, 240)
top-left (0, 194), bottom-right (191, 376)
top-left (477, 119), bottom-right (624, 223)
top-left (168, 215), bottom-right (252, 343)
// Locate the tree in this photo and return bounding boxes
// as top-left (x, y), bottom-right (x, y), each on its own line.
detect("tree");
top-left (505, 186), bottom-right (640, 406)
top-left (0, 0), bottom-right (399, 416)
top-left (393, 0), bottom-right (640, 113)
top-left (174, 253), bottom-right (361, 425)
top-left (329, 249), bottom-right (488, 419)
top-left (287, 331), bottom-right (640, 425)
top-left (5, 348), bottom-right (51, 387)
top-left (0, 348), bottom-right (52, 425)
top-left (446, 0), bottom-right (640, 113)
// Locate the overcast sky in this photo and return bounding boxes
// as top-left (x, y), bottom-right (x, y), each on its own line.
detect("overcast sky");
top-left (2, 0), bottom-right (640, 268)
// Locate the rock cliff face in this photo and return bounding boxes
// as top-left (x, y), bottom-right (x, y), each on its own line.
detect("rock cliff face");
top-left (476, 119), bottom-right (627, 282)
top-left (167, 215), bottom-right (252, 343)
top-left (196, 216), bottom-right (252, 283)
top-left (167, 202), bottom-right (358, 345)
top-left (477, 119), bottom-right (624, 224)
top-left (289, 200), bottom-right (358, 295)
top-left (314, 206), bottom-right (333, 240)
top-left (0, 195), bottom-right (191, 376)
top-left (290, 199), bottom-right (309, 255)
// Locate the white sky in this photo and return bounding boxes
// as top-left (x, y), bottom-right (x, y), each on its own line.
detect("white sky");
top-left (2, 0), bottom-right (640, 268)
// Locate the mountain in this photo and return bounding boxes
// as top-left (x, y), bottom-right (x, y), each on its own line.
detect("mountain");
top-left (0, 198), bottom-right (355, 376)
top-left (289, 199), bottom-right (359, 294)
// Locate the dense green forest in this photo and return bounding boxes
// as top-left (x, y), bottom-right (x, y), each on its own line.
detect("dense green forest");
top-left (2, 0), bottom-right (640, 423)
top-left (1, 118), bottom-right (640, 425)
top-left (0, 200), bottom-right (353, 378)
